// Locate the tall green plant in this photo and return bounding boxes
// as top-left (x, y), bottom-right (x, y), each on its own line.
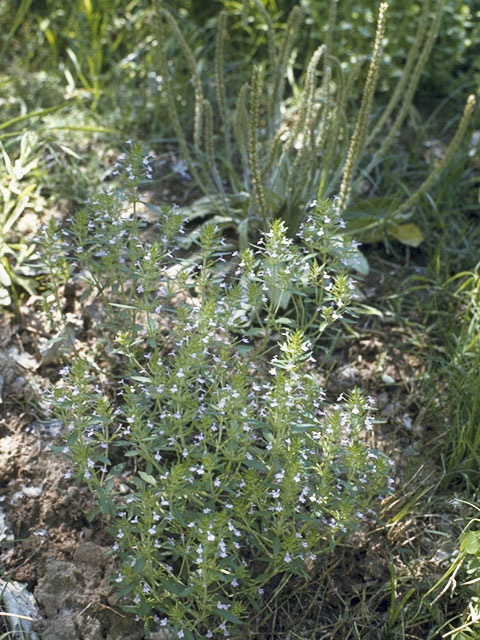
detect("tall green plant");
top-left (155, 1), bottom-right (476, 255)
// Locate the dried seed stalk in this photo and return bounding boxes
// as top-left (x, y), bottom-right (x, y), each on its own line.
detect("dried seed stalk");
top-left (391, 94), bottom-right (477, 218)
top-left (338, 2), bottom-right (389, 212)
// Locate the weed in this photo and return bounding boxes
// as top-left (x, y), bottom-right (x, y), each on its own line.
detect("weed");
top-left (439, 266), bottom-right (480, 483)
top-left (0, 131), bottom-right (44, 306)
top-left (156, 1), bottom-right (476, 253)
top-left (426, 501), bottom-right (480, 639)
top-left (45, 159), bottom-right (392, 637)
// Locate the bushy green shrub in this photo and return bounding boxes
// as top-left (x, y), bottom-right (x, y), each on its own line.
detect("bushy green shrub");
top-left (44, 150), bottom-right (392, 638)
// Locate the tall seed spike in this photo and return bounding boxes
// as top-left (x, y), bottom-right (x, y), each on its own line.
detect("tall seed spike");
top-left (154, 5), bottom-right (207, 195)
top-left (287, 46), bottom-right (325, 193)
top-left (203, 98), bottom-right (227, 202)
top-left (234, 83), bottom-right (250, 181)
top-left (363, 0), bottom-right (445, 176)
top-left (367, 0), bottom-right (431, 145)
top-left (338, 2), bottom-right (389, 213)
top-left (215, 11), bottom-right (230, 156)
top-left (269, 6), bottom-right (304, 131)
top-left (313, 0), bottom-right (337, 155)
top-left (391, 94), bottom-right (477, 218)
top-left (159, 8), bottom-right (204, 154)
top-left (248, 66), bottom-right (268, 225)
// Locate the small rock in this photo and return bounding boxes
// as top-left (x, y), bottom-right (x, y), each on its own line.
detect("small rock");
top-left (0, 578), bottom-right (40, 640)
top-left (0, 505), bottom-right (14, 546)
top-left (8, 346), bottom-right (39, 371)
top-left (337, 366), bottom-right (359, 383)
top-left (21, 484), bottom-right (44, 498)
top-left (381, 401), bottom-right (401, 418)
top-left (9, 491), bottom-right (25, 505)
top-left (381, 373), bottom-right (395, 385)
top-left (376, 391), bottom-right (389, 409)
top-left (10, 376), bottom-right (26, 397)
top-left (118, 483), bottom-right (130, 495)
top-left (401, 413), bottom-right (413, 431)
top-left (150, 628), bottom-right (174, 640)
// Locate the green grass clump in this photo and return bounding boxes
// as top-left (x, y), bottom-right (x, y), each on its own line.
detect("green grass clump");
top-left (438, 267), bottom-right (480, 484)
top-left (156, 1), bottom-right (476, 258)
top-left (0, 131), bottom-right (45, 306)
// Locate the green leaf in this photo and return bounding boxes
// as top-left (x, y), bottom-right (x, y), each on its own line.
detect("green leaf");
top-left (163, 578), bottom-right (188, 596)
top-left (4, 184), bottom-right (36, 233)
top-left (0, 103), bottom-right (69, 132)
top-left (123, 449), bottom-right (141, 457)
top-left (344, 198), bottom-right (423, 248)
top-left (328, 241), bottom-right (369, 275)
top-left (130, 376), bottom-right (151, 383)
top-left (0, 262), bottom-right (12, 287)
top-left (97, 491), bottom-right (116, 517)
top-left (460, 531), bottom-right (480, 555)
top-left (214, 608), bottom-right (243, 625)
top-left (117, 582), bottom-right (136, 597)
top-left (109, 302), bottom-right (138, 310)
top-left (171, 506), bottom-right (186, 526)
top-left (10, 272), bottom-right (36, 296)
top-left (0, 142), bottom-right (12, 173)
top-left (133, 556), bottom-right (146, 574)
top-left (0, 285), bottom-right (11, 305)
top-left (291, 422), bottom-right (315, 433)
top-left (138, 471), bottom-right (157, 486)
top-left (79, 287), bottom-right (94, 302)
top-left (243, 457), bottom-right (268, 472)
top-left (387, 222), bottom-right (424, 247)
top-left (344, 248), bottom-right (370, 275)
top-left (273, 536), bottom-right (281, 556)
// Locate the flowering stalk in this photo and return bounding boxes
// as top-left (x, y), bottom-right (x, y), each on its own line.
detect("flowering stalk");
top-left (336, 1), bottom-right (388, 213)
top-left (391, 94), bottom-right (477, 218)
top-left (363, 0), bottom-right (446, 176)
top-left (248, 65), bottom-right (268, 226)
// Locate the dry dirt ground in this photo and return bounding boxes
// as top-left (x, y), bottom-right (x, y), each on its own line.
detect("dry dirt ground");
top-left (0, 259), bottom-right (461, 640)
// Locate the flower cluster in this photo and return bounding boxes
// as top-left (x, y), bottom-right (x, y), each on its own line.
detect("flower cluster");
top-left (112, 139), bottom-right (154, 185)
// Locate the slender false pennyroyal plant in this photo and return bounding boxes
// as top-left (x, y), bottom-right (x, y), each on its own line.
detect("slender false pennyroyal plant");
top-left (45, 154), bottom-right (392, 638)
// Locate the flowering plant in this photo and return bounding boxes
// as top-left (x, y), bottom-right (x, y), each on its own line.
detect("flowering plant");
top-left (46, 149), bottom-right (391, 638)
